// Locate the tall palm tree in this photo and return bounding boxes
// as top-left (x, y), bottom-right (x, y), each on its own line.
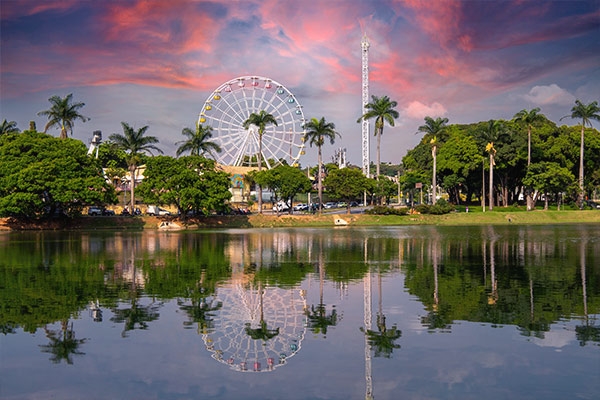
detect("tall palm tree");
top-left (37, 93), bottom-right (89, 139)
top-left (480, 120), bottom-right (504, 210)
top-left (109, 122), bottom-right (163, 210)
top-left (417, 116), bottom-right (449, 205)
top-left (513, 108), bottom-right (544, 210)
top-left (304, 117), bottom-right (340, 213)
top-left (560, 100), bottom-right (600, 207)
top-left (357, 95), bottom-right (399, 179)
top-left (0, 119), bottom-right (19, 135)
top-left (175, 123), bottom-right (222, 158)
top-left (243, 110), bottom-right (278, 214)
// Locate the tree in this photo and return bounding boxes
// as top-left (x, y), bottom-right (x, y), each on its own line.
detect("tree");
top-left (513, 108), bottom-right (545, 210)
top-left (0, 119), bottom-right (19, 136)
top-left (0, 131), bottom-right (116, 217)
top-left (304, 117), bottom-right (340, 213)
top-left (243, 110), bottom-right (278, 214)
top-left (561, 100), bottom-right (600, 207)
top-left (37, 93), bottom-right (89, 139)
top-left (357, 95), bottom-right (399, 179)
top-left (109, 123), bottom-right (163, 211)
top-left (253, 165), bottom-right (311, 215)
top-left (417, 116), bottom-right (449, 204)
top-left (176, 123), bottom-right (222, 158)
top-left (137, 155), bottom-right (232, 216)
top-left (479, 120), bottom-right (506, 210)
top-left (324, 168), bottom-right (370, 213)
top-left (523, 162), bottom-right (576, 210)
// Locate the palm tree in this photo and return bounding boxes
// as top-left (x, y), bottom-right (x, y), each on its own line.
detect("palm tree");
top-left (304, 117), bottom-right (340, 213)
top-left (0, 119), bottom-right (19, 135)
top-left (480, 120), bottom-right (504, 210)
top-left (560, 100), bottom-right (600, 207)
top-left (176, 123), bottom-right (222, 158)
top-left (513, 108), bottom-right (544, 210)
top-left (109, 122), bottom-right (163, 210)
top-left (357, 95), bottom-right (399, 179)
top-left (417, 116), bottom-right (449, 205)
top-left (243, 110), bottom-right (278, 214)
top-left (37, 93), bottom-right (89, 139)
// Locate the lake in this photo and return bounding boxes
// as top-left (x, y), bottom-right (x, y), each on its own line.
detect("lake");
top-left (1, 225), bottom-right (599, 400)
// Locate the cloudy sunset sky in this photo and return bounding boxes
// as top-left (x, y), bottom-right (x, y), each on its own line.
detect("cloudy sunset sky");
top-left (1, 0), bottom-right (599, 166)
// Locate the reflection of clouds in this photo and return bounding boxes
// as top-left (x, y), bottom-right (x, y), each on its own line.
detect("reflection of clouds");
top-left (476, 351), bottom-right (505, 368)
top-left (436, 366), bottom-right (469, 387)
top-left (530, 329), bottom-right (573, 349)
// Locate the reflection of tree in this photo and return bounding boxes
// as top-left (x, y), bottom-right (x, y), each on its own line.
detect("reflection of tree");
top-left (39, 320), bottom-right (86, 364)
top-left (111, 298), bottom-right (161, 338)
top-left (244, 284), bottom-right (280, 342)
top-left (306, 242), bottom-right (339, 337)
top-left (361, 266), bottom-right (401, 359)
top-left (181, 296), bottom-right (222, 334)
top-left (576, 239), bottom-right (600, 346)
top-left (420, 238), bottom-right (451, 331)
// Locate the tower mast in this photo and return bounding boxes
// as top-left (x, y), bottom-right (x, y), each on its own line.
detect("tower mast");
top-left (361, 34), bottom-right (370, 177)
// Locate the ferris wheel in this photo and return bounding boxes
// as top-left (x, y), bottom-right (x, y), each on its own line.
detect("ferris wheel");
top-left (199, 76), bottom-right (307, 168)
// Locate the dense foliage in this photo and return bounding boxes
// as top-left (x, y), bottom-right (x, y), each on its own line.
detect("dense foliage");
top-left (137, 155), bottom-right (232, 216)
top-left (0, 131), bottom-right (116, 217)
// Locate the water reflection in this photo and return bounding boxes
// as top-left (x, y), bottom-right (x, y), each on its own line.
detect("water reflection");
top-left (0, 225), bottom-right (599, 398)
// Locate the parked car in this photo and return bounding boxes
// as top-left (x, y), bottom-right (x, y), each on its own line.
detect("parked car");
top-left (88, 206), bottom-right (103, 216)
top-left (585, 200), bottom-right (600, 209)
top-left (293, 203), bottom-right (308, 211)
top-left (147, 205), bottom-right (171, 216)
top-left (324, 202), bottom-right (336, 209)
top-left (102, 209), bottom-right (115, 216)
top-left (273, 201), bottom-right (289, 212)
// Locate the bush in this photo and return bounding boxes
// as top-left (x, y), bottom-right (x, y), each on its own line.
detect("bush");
top-left (415, 199), bottom-right (455, 215)
top-left (365, 205), bottom-right (409, 216)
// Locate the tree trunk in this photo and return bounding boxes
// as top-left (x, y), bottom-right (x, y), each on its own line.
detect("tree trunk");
top-left (488, 154), bottom-right (494, 210)
top-left (258, 132), bottom-right (263, 214)
top-left (578, 125), bottom-right (585, 208)
top-left (432, 146), bottom-right (437, 205)
top-left (376, 128), bottom-right (381, 180)
top-left (317, 147), bottom-right (323, 215)
top-left (129, 164), bottom-right (136, 211)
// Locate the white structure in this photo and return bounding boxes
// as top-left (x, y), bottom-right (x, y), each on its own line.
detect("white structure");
top-left (87, 130), bottom-right (102, 158)
top-left (361, 34), bottom-right (370, 177)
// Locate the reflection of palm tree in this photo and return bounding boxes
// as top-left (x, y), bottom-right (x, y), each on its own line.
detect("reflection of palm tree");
top-left (110, 297), bottom-right (161, 338)
top-left (421, 238), bottom-right (452, 331)
top-left (306, 245), bottom-right (339, 336)
top-left (181, 296), bottom-right (223, 334)
top-left (360, 267), bottom-right (401, 358)
top-left (361, 322), bottom-right (402, 359)
top-left (39, 320), bottom-right (86, 364)
top-left (244, 285), bottom-right (280, 342)
top-left (575, 239), bottom-right (600, 345)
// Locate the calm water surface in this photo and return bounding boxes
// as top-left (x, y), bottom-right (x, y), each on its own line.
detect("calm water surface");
top-left (1, 225), bottom-right (599, 400)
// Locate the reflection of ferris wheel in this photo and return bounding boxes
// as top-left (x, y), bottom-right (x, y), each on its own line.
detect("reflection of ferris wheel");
top-left (202, 283), bottom-right (307, 372)
top-left (199, 76), bottom-right (306, 168)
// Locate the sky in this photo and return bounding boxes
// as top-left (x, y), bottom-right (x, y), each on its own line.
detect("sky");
top-left (1, 0), bottom-right (599, 167)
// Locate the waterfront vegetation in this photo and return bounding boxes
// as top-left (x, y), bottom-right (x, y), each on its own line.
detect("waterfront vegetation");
top-left (1, 95), bottom-right (599, 223)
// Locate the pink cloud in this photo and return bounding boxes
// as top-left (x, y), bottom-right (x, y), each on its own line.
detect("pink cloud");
top-left (403, 101), bottom-right (448, 120)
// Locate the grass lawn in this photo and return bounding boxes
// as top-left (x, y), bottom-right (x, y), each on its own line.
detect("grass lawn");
top-left (2, 208), bottom-right (599, 230)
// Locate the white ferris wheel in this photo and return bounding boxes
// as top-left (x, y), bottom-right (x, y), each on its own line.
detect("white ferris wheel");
top-left (198, 76), bottom-right (307, 168)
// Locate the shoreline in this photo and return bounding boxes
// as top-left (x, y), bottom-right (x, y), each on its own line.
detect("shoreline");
top-left (1, 210), bottom-right (599, 231)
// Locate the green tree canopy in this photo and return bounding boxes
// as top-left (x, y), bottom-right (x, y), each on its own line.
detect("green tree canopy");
top-left (253, 165), bottom-right (311, 214)
top-left (137, 155), bottom-right (232, 216)
top-left (0, 131), bottom-right (116, 217)
top-left (324, 167), bottom-right (370, 211)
